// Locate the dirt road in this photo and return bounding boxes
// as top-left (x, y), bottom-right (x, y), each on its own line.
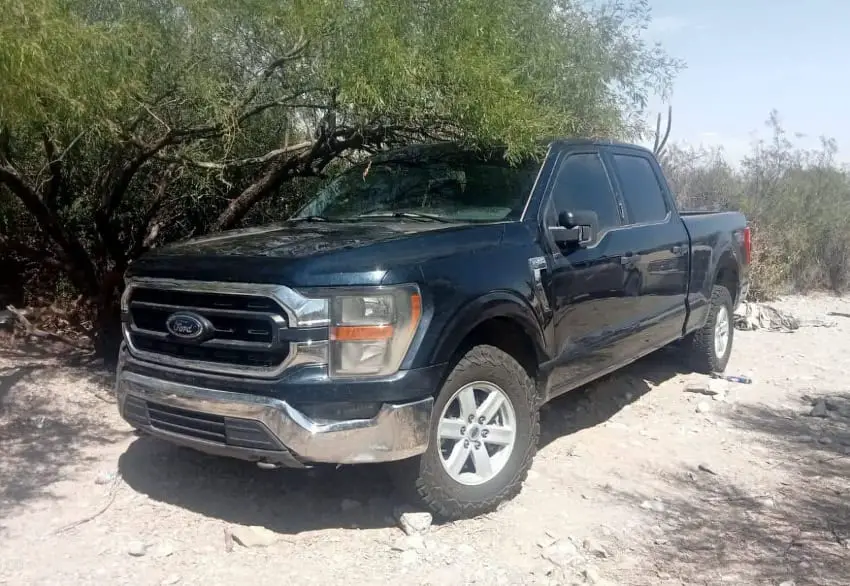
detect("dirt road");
top-left (1, 295), bottom-right (849, 585)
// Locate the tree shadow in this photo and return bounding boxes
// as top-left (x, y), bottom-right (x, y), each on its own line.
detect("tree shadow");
top-left (0, 361), bottom-right (125, 525)
top-left (0, 344), bottom-right (101, 368)
top-left (606, 393), bottom-right (850, 585)
top-left (0, 363), bottom-right (38, 405)
top-left (117, 348), bottom-right (688, 535)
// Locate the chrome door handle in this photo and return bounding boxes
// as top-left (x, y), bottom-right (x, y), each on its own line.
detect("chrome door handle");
top-left (621, 252), bottom-right (639, 265)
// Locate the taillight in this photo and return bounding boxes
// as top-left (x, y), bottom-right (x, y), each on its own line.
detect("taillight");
top-left (743, 226), bottom-right (752, 264)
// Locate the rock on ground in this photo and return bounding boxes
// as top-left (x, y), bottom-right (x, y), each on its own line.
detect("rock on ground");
top-left (127, 541), bottom-right (147, 557)
top-left (394, 509), bottom-right (433, 536)
top-left (229, 525), bottom-right (279, 548)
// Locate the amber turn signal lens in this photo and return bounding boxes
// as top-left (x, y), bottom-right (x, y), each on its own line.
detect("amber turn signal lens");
top-left (409, 292), bottom-right (422, 331)
top-left (331, 324), bottom-right (394, 341)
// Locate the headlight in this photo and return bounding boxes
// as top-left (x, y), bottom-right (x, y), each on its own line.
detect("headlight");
top-left (327, 285), bottom-right (422, 377)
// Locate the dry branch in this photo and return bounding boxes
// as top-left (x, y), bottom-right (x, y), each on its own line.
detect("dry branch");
top-left (52, 473), bottom-right (122, 535)
top-left (159, 141), bottom-right (313, 170)
top-left (5, 305), bottom-right (93, 352)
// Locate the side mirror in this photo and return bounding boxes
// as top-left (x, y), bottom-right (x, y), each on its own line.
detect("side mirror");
top-left (549, 210), bottom-right (599, 247)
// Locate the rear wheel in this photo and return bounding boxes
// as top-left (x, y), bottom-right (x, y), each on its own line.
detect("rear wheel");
top-left (683, 284), bottom-right (734, 373)
top-left (410, 345), bottom-right (539, 520)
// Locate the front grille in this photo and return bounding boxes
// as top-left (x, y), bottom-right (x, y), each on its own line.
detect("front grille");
top-left (131, 288), bottom-right (281, 312)
top-left (130, 335), bottom-right (288, 368)
top-left (125, 285), bottom-right (290, 375)
top-left (123, 396), bottom-right (284, 451)
top-left (132, 306), bottom-right (274, 343)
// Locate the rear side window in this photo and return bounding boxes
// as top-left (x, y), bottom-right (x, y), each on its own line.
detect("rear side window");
top-left (611, 154), bottom-right (668, 224)
top-left (549, 153), bottom-right (620, 233)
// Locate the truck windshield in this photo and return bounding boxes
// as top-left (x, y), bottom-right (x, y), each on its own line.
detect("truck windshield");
top-left (293, 145), bottom-right (541, 222)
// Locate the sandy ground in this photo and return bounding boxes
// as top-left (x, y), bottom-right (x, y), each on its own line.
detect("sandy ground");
top-left (1, 294), bottom-right (849, 586)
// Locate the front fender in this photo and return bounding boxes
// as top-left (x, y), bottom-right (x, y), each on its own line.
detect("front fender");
top-left (428, 290), bottom-right (550, 366)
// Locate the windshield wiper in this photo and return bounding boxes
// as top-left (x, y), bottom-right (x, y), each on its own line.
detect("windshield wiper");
top-left (290, 215), bottom-right (330, 222)
top-left (357, 211), bottom-right (455, 223)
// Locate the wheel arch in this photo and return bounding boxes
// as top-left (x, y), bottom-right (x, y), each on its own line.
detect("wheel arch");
top-left (429, 292), bottom-right (549, 383)
top-left (714, 250), bottom-right (740, 305)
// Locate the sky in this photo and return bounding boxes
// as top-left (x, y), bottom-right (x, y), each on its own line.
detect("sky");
top-left (641, 0), bottom-right (849, 162)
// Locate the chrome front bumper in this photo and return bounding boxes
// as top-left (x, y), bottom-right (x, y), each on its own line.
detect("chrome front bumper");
top-left (116, 366), bottom-right (433, 467)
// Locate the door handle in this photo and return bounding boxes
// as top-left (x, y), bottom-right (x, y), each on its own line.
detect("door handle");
top-left (620, 252), bottom-right (640, 265)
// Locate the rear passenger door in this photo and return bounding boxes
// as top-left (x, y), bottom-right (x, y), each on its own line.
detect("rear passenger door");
top-left (603, 147), bottom-right (690, 351)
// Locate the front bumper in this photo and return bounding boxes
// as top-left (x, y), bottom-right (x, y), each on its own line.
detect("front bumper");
top-left (116, 361), bottom-right (434, 467)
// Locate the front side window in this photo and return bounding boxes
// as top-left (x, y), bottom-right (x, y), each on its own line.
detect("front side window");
top-left (294, 145), bottom-right (541, 223)
top-left (548, 153), bottom-right (621, 234)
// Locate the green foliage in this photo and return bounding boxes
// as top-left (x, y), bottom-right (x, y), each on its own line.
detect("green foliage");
top-left (662, 111), bottom-right (850, 299)
top-left (2, 0), bottom-right (679, 155)
top-left (0, 0), bottom-right (681, 321)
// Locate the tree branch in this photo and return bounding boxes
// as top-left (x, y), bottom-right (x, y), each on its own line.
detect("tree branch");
top-left (158, 141), bottom-right (313, 170)
top-left (239, 34), bottom-right (309, 109)
top-left (40, 132), bottom-right (63, 207)
top-left (102, 133), bottom-right (177, 215)
top-left (0, 233), bottom-right (64, 271)
top-left (5, 305), bottom-right (93, 352)
top-left (211, 157), bottom-right (295, 232)
top-left (210, 123), bottom-right (395, 232)
top-left (236, 88), bottom-right (328, 124)
top-left (94, 133), bottom-right (178, 270)
top-left (128, 164), bottom-right (179, 259)
top-left (0, 126), bottom-right (11, 165)
top-left (0, 164), bottom-right (100, 296)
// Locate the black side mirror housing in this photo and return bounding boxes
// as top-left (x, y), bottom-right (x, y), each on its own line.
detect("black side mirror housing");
top-left (550, 209), bottom-right (599, 247)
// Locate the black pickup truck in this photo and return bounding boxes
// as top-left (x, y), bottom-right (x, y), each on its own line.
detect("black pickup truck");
top-left (117, 139), bottom-right (750, 519)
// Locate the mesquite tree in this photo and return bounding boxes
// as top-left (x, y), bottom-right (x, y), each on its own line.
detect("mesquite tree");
top-left (0, 0), bottom-right (680, 351)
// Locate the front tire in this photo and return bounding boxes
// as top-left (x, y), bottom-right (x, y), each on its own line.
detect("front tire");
top-left (411, 345), bottom-right (539, 520)
top-left (683, 284), bottom-right (734, 373)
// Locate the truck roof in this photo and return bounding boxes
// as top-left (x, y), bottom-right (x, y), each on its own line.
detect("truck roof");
top-left (545, 137), bottom-right (654, 154)
top-left (369, 139), bottom-right (655, 164)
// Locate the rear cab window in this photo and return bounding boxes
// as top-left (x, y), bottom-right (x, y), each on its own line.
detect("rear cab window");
top-left (609, 154), bottom-right (669, 225)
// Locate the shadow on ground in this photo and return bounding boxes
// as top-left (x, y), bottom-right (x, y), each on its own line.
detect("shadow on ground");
top-left (609, 393), bottom-right (850, 586)
top-left (0, 343), bottom-right (100, 367)
top-left (119, 437), bottom-right (407, 534)
top-left (0, 359), bottom-right (124, 523)
top-left (117, 348), bottom-right (687, 534)
top-left (540, 347), bottom-right (688, 449)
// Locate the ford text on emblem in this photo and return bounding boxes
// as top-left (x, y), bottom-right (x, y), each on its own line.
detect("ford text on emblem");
top-left (165, 312), bottom-right (209, 341)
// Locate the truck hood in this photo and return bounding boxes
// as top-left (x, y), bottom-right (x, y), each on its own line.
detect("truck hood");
top-left (146, 220), bottom-right (446, 258)
top-left (128, 219), bottom-right (506, 287)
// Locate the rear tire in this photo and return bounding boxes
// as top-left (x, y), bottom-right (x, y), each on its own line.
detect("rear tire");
top-left (407, 345), bottom-right (539, 520)
top-left (683, 284), bottom-right (734, 374)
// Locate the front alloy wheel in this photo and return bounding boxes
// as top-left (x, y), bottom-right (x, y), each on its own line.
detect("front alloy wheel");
top-left (437, 381), bottom-right (517, 486)
top-left (411, 345), bottom-right (539, 519)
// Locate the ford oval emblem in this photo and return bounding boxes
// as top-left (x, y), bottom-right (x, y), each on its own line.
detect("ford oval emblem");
top-left (165, 312), bottom-right (208, 341)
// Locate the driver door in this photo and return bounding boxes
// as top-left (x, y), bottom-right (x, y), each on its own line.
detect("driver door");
top-left (541, 149), bottom-right (637, 396)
